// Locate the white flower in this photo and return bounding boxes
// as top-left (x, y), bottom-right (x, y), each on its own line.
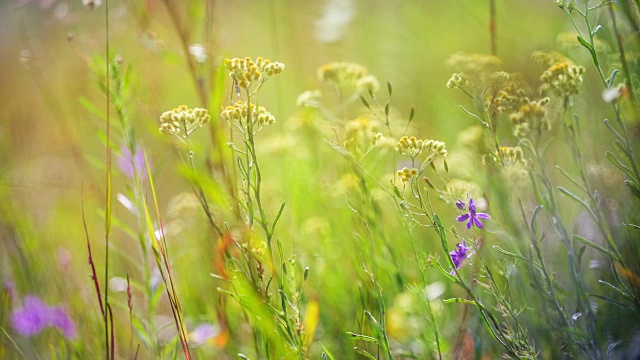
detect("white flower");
top-left (188, 44), bottom-right (207, 63)
top-left (314, 0), bottom-right (355, 43)
top-left (602, 86), bottom-right (621, 103)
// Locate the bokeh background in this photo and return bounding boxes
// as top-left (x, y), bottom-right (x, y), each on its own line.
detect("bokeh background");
top-left (1, 0), bottom-right (637, 358)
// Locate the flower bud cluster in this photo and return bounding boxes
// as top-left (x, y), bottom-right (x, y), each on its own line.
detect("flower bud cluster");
top-left (532, 51), bottom-right (569, 67)
top-left (221, 101), bottom-right (276, 128)
top-left (395, 136), bottom-right (447, 159)
top-left (493, 82), bottom-right (530, 113)
top-left (159, 105), bottom-right (210, 136)
top-left (446, 72), bottom-right (468, 89)
top-left (495, 146), bottom-right (527, 167)
top-left (445, 54), bottom-right (507, 93)
top-left (539, 61), bottom-right (585, 98)
top-left (397, 167), bottom-right (419, 183)
top-left (343, 117), bottom-right (380, 154)
top-left (224, 57), bottom-right (285, 89)
top-left (317, 62), bottom-right (371, 89)
top-left (509, 98), bottom-right (551, 137)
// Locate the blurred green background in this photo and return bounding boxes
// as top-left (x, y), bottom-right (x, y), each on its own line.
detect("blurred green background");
top-left (1, 0), bottom-right (634, 358)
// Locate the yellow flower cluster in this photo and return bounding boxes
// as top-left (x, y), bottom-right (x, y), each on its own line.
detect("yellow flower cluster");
top-left (532, 51), bottom-right (585, 98)
top-left (492, 82), bottom-right (530, 113)
top-left (343, 116), bottom-right (380, 154)
top-left (159, 105), bottom-right (210, 136)
top-left (540, 61), bottom-right (585, 98)
top-left (394, 136), bottom-right (447, 159)
top-left (224, 57), bottom-right (285, 89)
top-left (496, 146), bottom-right (527, 167)
top-left (397, 167), bottom-right (419, 183)
top-left (532, 51), bottom-right (569, 67)
top-left (445, 54), bottom-right (508, 93)
top-left (446, 72), bottom-right (468, 89)
top-left (220, 101), bottom-right (276, 127)
top-left (509, 98), bottom-right (551, 137)
top-left (317, 62), bottom-right (373, 89)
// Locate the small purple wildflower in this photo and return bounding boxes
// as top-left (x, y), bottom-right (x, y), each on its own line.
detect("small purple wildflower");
top-left (48, 307), bottom-right (77, 339)
top-left (455, 198), bottom-right (466, 210)
top-left (449, 241), bottom-right (470, 270)
top-left (190, 323), bottom-right (219, 346)
top-left (10, 295), bottom-right (77, 339)
top-left (117, 144), bottom-right (147, 180)
top-left (456, 198), bottom-right (490, 229)
top-left (11, 296), bottom-right (49, 336)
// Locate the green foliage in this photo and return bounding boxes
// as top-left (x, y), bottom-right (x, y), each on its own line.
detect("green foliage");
top-left (1, 1), bottom-right (639, 359)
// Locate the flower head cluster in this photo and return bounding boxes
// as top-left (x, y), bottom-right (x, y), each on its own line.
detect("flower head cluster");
top-left (492, 81), bottom-right (530, 113)
top-left (532, 51), bottom-right (585, 98)
top-left (11, 295), bottom-right (76, 339)
top-left (532, 50), bottom-right (569, 67)
top-left (397, 167), bottom-right (419, 183)
top-left (221, 101), bottom-right (276, 129)
top-left (509, 97), bottom-right (551, 137)
top-left (445, 54), bottom-right (508, 93)
top-left (224, 57), bottom-right (285, 89)
top-left (456, 197), bottom-right (490, 230)
top-left (485, 146), bottom-right (527, 168)
top-left (498, 146), bottom-right (527, 166)
top-left (342, 116), bottom-right (380, 154)
top-left (159, 105), bottom-right (210, 137)
top-left (317, 62), bottom-right (372, 90)
top-left (539, 61), bottom-right (585, 98)
top-left (395, 136), bottom-right (447, 159)
top-left (446, 72), bottom-right (468, 89)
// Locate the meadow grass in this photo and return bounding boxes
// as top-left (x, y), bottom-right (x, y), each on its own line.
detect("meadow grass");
top-left (1, 0), bottom-right (640, 359)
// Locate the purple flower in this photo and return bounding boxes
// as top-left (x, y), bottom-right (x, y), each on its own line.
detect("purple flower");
top-left (449, 241), bottom-right (470, 270)
top-left (10, 295), bottom-right (77, 339)
top-left (455, 198), bottom-right (466, 210)
top-left (117, 144), bottom-right (147, 180)
top-left (48, 307), bottom-right (77, 339)
top-left (456, 198), bottom-right (490, 229)
top-left (11, 296), bottom-right (49, 336)
top-left (190, 323), bottom-right (219, 346)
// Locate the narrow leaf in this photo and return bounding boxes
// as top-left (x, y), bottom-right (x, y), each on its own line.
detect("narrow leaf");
top-left (346, 332), bottom-right (378, 343)
top-left (354, 347), bottom-right (377, 360)
top-left (443, 298), bottom-right (476, 305)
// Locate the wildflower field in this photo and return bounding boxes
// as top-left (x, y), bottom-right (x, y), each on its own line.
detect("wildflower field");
top-left (2, 0), bottom-right (640, 359)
